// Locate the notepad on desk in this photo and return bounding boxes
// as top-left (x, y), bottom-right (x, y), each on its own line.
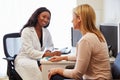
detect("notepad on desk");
top-left (60, 47), bottom-right (71, 54)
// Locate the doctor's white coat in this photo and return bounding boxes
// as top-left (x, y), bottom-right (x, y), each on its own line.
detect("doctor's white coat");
top-left (15, 27), bottom-right (54, 80)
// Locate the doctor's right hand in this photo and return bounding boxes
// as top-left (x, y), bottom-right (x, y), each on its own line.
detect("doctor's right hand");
top-left (52, 51), bottom-right (61, 56)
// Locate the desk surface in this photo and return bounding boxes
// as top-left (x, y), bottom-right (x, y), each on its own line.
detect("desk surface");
top-left (41, 55), bottom-right (115, 64)
top-left (41, 47), bottom-right (115, 64)
top-left (41, 58), bottom-right (75, 65)
top-left (41, 46), bottom-right (115, 64)
top-left (41, 47), bottom-right (116, 64)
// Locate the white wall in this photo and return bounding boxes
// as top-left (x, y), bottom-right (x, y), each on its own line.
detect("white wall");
top-left (77, 0), bottom-right (104, 27)
top-left (103, 0), bottom-right (120, 23)
top-left (77, 0), bottom-right (120, 25)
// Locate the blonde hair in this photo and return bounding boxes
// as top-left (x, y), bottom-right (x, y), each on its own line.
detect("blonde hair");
top-left (73, 4), bottom-right (105, 42)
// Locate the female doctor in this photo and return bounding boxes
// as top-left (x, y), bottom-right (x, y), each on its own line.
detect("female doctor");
top-left (15, 7), bottom-right (61, 80)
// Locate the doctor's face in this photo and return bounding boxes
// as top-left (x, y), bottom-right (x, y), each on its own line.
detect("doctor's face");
top-left (38, 11), bottom-right (50, 27)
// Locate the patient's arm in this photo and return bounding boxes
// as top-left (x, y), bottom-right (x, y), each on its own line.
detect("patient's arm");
top-left (49, 56), bottom-right (68, 62)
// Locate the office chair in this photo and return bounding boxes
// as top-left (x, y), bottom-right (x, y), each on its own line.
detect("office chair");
top-left (3, 33), bottom-right (22, 80)
top-left (111, 52), bottom-right (120, 79)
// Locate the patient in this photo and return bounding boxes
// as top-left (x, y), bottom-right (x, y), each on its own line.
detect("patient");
top-left (48, 4), bottom-right (112, 80)
top-left (14, 7), bottom-right (61, 80)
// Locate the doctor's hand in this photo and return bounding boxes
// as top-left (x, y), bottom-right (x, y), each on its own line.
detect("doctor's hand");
top-left (43, 51), bottom-right (61, 58)
top-left (52, 51), bottom-right (61, 56)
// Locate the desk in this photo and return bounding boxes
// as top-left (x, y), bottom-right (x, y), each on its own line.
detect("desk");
top-left (41, 47), bottom-right (115, 80)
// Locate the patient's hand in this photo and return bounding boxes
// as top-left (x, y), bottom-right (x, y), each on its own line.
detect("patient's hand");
top-left (49, 56), bottom-right (63, 62)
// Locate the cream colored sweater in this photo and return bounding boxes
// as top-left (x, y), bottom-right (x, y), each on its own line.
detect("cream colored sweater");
top-left (63, 33), bottom-right (112, 80)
